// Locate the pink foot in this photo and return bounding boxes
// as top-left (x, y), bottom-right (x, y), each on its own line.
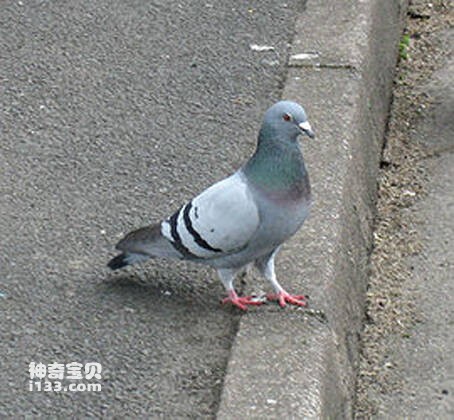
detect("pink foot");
top-left (267, 290), bottom-right (307, 308)
top-left (221, 290), bottom-right (264, 311)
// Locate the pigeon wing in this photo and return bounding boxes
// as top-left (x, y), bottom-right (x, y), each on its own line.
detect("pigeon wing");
top-left (161, 172), bottom-right (260, 259)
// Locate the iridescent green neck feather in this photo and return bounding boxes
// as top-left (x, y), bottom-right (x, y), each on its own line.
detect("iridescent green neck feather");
top-left (243, 125), bottom-right (310, 199)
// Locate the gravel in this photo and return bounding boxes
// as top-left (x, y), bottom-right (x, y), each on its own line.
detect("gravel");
top-left (355, 1), bottom-right (453, 417)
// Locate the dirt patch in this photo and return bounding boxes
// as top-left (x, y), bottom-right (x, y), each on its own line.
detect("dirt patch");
top-left (355, 1), bottom-right (453, 417)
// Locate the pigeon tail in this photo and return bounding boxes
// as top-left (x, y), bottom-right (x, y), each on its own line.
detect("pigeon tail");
top-left (107, 253), bottom-right (129, 270)
top-left (107, 252), bottom-right (150, 270)
top-left (108, 222), bottom-right (182, 271)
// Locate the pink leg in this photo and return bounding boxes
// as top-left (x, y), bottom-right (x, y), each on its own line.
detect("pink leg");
top-left (267, 290), bottom-right (307, 308)
top-left (256, 248), bottom-right (307, 308)
top-left (221, 289), bottom-right (264, 311)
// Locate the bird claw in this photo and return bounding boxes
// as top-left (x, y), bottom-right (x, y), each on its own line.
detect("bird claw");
top-left (267, 291), bottom-right (307, 308)
top-left (221, 293), bottom-right (265, 311)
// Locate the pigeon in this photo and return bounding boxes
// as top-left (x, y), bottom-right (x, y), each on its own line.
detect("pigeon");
top-left (108, 100), bottom-right (314, 310)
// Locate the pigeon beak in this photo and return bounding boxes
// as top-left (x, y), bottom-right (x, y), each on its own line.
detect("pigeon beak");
top-left (298, 121), bottom-right (315, 139)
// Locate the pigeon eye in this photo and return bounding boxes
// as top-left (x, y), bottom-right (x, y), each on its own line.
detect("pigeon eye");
top-left (283, 113), bottom-right (292, 122)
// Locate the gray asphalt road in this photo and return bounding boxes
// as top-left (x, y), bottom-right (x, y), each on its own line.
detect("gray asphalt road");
top-left (0, 0), bottom-right (304, 417)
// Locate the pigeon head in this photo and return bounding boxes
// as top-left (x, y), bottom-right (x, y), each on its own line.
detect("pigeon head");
top-left (261, 100), bottom-right (315, 142)
top-left (243, 100), bottom-right (313, 193)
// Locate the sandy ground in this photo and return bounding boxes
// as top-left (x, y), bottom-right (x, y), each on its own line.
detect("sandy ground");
top-left (355, 1), bottom-right (454, 417)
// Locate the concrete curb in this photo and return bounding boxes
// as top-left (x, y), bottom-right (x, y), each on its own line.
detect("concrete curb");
top-left (217, 1), bottom-right (408, 418)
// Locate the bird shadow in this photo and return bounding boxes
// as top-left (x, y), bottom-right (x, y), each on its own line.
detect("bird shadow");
top-left (94, 264), bottom-right (230, 315)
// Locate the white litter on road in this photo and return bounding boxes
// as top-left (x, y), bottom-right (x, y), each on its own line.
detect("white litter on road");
top-left (250, 44), bottom-right (275, 52)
